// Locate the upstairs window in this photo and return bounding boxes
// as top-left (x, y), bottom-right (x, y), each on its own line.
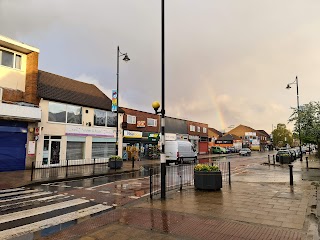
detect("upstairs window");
top-left (0, 49), bottom-right (22, 69)
top-left (127, 115), bottom-right (136, 124)
top-left (203, 127), bottom-right (207, 133)
top-left (94, 109), bottom-right (116, 127)
top-left (48, 102), bottom-right (82, 124)
top-left (147, 118), bottom-right (157, 127)
top-left (197, 126), bottom-right (201, 132)
top-left (190, 125), bottom-right (195, 132)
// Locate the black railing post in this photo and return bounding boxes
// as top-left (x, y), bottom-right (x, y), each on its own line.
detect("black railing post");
top-left (31, 161), bottom-right (35, 181)
top-left (289, 164), bottom-right (293, 186)
top-left (179, 164), bottom-right (182, 191)
top-left (66, 159), bottom-right (69, 178)
top-left (228, 161), bottom-right (231, 185)
top-left (132, 157), bottom-right (134, 169)
top-left (150, 168), bottom-right (153, 200)
top-left (306, 156), bottom-right (309, 171)
top-left (273, 155), bottom-right (275, 165)
top-left (93, 158), bottom-right (96, 175)
top-left (268, 155), bottom-right (270, 165)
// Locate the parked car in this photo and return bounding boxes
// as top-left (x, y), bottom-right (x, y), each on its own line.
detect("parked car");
top-left (165, 140), bottom-right (197, 165)
top-left (239, 148), bottom-right (251, 156)
top-left (276, 150), bottom-right (292, 162)
top-left (211, 146), bottom-right (227, 154)
top-left (227, 147), bottom-right (238, 153)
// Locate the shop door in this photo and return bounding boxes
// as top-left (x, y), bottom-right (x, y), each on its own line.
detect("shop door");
top-left (199, 142), bottom-right (208, 154)
top-left (0, 121), bottom-right (27, 172)
top-left (42, 136), bottom-right (61, 166)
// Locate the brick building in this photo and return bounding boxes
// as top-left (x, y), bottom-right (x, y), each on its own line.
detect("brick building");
top-left (187, 120), bottom-right (209, 154)
top-left (0, 35), bottom-right (41, 171)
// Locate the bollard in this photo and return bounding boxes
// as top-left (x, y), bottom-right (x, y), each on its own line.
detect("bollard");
top-left (93, 158), bottom-right (96, 175)
top-left (150, 168), bottom-right (153, 200)
top-left (179, 165), bottom-right (182, 191)
top-left (306, 156), bottom-right (309, 171)
top-left (289, 164), bottom-right (293, 186)
top-left (31, 161), bottom-right (35, 181)
top-left (132, 157), bottom-right (134, 169)
top-left (273, 155), bottom-right (275, 165)
top-left (228, 162), bottom-right (231, 185)
top-left (268, 155), bottom-right (270, 165)
top-left (66, 159), bottom-right (69, 178)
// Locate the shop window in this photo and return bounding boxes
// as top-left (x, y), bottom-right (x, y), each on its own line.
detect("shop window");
top-left (147, 118), bottom-right (157, 127)
top-left (66, 142), bottom-right (85, 160)
top-left (127, 115), bottom-right (136, 124)
top-left (92, 142), bottom-right (116, 158)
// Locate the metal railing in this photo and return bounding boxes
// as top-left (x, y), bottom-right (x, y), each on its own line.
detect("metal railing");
top-left (150, 161), bottom-right (231, 199)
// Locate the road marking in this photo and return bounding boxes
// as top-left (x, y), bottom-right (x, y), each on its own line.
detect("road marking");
top-left (128, 196), bottom-right (140, 199)
top-left (98, 191), bottom-right (110, 194)
top-left (0, 198), bottom-right (89, 224)
top-left (0, 188), bottom-right (25, 194)
top-left (0, 189), bottom-right (41, 199)
top-left (0, 191), bottom-right (52, 204)
top-left (0, 204), bottom-right (113, 240)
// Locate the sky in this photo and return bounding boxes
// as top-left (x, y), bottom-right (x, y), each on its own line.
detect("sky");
top-left (1, 0), bottom-right (320, 133)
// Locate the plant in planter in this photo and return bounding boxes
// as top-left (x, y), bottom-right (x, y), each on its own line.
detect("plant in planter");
top-left (108, 155), bottom-right (123, 169)
top-left (194, 164), bottom-right (222, 191)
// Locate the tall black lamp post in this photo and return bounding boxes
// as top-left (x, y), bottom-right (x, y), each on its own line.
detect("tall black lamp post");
top-left (115, 46), bottom-right (130, 156)
top-left (286, 76), bottom-right (303, 161)
top-left (150, 0), bottom-right (166, 200)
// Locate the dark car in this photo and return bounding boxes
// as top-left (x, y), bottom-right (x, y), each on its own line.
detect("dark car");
top-left (276, 150), bottom-right (291, 162)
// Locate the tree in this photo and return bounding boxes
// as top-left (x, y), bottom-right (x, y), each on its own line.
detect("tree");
top-left (272, 123), bottom-right (293, 148)
top-left (289, 101), bottom-right (320, 157)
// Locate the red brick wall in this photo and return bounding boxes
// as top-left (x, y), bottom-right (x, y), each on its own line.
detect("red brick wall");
top-left (122, 108), bottom-right (160, 133)
top-left (2, 88), bottom-right (24, 103)
top-left (25, 52), bottom-right (39, 105)
top-left (187, 120), bottom-right (208, 137)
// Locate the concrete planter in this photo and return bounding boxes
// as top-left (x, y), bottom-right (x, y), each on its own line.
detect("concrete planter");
top-left (194, 171), bottom-right (222, 191)
top-left (108, 160), bottom-right (123, 169)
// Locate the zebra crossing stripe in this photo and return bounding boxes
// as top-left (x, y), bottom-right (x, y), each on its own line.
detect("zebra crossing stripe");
top-left (0, 198), bottom-right (89, 224)
top-left (0, 191), bottom-right (52, 204)
top-left (0, 204), bottom-right (113, 240)
top-left (0, 188), bottom-right (25, 194)
top-left (0, 189), bottom-right (40, 198)
top-left (0, 194), bottom-right (66, 210)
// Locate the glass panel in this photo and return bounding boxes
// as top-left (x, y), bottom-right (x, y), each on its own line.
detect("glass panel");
top-left (51, 136), bottom-right (62, 139)
top-left (106, 111), bottom-right (116, 127)
top-left (66, 142), bottom-right (84, 160)
top-left (15, 55), bottom-right (21, 69)
top-left (92, 142), bottom-right (116, 158)
top-left (94, 109), bottom-right (106, 126)
top-left (42, 140), bottom-right (49, 165)
top-left (67, 105), bottom-right (82, 124)
top-left (48, 102), bottom-right (66, 123)
top-left (50, 141), bottom-right (61, 164)
top-left (1, 50), bottom-right (14, 68)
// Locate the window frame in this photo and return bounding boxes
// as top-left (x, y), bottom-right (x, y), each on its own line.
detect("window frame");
top-left (48, 101), bottom-right (82, 124)
top-left (127, 115), bottom-right (136, 124)
top-left (197, 126), bottom-right (201, 132)
top-left (147, 118), bottom-right (157, 127)
top-left (190, 125), bottom-right (195, 132)
top-left (203, 127), bottom-right (207, 133)
top-left (0, 48), bottom-right (23, 70)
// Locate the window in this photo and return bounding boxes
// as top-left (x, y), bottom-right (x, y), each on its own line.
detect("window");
top-left (94, 110), bottom-right (116, 127)
top-left (92, 142), bottom-right (116, 158)
top-left (66, 142), bottom-right (85, 160)
top-left (48, 102), bottom-right (82, 124)
top-left (127, 115), bottom-right (136, 124)
top-left (203, 127), bottom-right (207, 133)
top-left (0, 49), bottom-right (22, 69)
top-left (197, 126), bottom-right (201, 132)
top-left (147, 118), bottom-right (157, 127)
top-left (190, 125), bottom-right (195, 132)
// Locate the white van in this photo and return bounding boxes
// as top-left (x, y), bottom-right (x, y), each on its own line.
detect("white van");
top-left (165, 140), bottom-right (197, 164)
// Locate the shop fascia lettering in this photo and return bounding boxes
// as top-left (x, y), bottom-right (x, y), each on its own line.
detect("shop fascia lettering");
top-left (124, 130), bottom-right (142, 138)
top-left (66, 125), bottom-right (115, 137)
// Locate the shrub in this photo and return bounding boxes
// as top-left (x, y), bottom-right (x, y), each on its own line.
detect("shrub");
top-left (194, 164), bottom-right (219, 172)
top-left (109, 155), bottom-right (123, 161)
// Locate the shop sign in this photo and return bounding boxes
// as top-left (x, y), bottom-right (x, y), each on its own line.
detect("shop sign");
top-left (215, 140), bottom-right (233, 144)
top-left (124, 130), bottom-right (142, 138)
top-left (189, 135), bottom-right (199, 140)
top-left (165, 133), bottom-right (176, 141)
top-left (66, 125), bottom-right (115, 138)
top-left (137, 121), bottom-right (146, 128)
top-left (148, 133), bottom-right (160, 141)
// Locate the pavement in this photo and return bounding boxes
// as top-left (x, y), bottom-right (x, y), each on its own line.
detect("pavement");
top-left (2, 151), bottom-right (320, 240)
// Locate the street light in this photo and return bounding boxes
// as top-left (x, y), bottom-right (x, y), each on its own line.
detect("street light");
top-left (152, 100), bottom-right (166, 200)
top-left (286, 76), bottom-right (303, 161)
top-left (116, 46), bottom-right (130, 156)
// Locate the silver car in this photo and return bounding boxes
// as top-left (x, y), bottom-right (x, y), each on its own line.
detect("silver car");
top-left (239, 148), bottom-right (251, 156)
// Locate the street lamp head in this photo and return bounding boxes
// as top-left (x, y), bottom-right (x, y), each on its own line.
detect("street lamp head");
top-left (152, 101), bottom-right (160, 114)
top-left (123, 54), bottom-right (130, 62)
top-left (286, 84), bottom-right (291, 89)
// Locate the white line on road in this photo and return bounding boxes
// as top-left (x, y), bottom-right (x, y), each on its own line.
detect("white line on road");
top-left (0, 189), bottom-right (41, 199)
top-left (0, 191), bottom-right (52, 204)
top-left (0, 188), bottom-right (25, 194)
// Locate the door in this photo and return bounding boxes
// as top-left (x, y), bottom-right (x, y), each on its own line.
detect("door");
top-left (42, 136), bottom-right (61, 166)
